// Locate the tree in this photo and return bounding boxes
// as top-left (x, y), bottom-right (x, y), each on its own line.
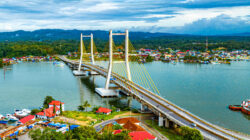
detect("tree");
top-left (53, 103), bottom-right (56, 114)
top-left (0, 58), bottom-right (3, 68)
top-left (83, 101), bottom-right (91, 112)
top-left (180, 126), bottom-right (203, 140)
top-left (30, 109), bottom-right (42, 115)
top-left (43, 96), bottom-right (55, 108)
top-left (146, 55), bottom-right (154, 62)
top-left (60, 103), bottom-right (63, 115)
top-left (78, 105), bottom-right (85, 111)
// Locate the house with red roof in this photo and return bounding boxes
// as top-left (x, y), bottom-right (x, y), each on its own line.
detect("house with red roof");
top-left (116, 117), bottom-right (140, 126)
top-left (36, 107), bottom-right (60, 120)
top-left (129, 131), bottom-right (156, 140)
top-left (18, 115), bottom-right (35, 125)
top-left (96, 107), bottom-right (112, 115)
top-left (49, 100), bottom-right (64, 111)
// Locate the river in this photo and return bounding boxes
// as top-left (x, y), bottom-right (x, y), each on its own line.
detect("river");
top-left (0, 61), bottom-right (249, 134)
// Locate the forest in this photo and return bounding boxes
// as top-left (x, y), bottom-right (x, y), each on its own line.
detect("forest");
top-left (0, 30), bottom-right (250, 58)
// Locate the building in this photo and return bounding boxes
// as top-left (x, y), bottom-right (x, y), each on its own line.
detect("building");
top-left (18, 115), bottom-right (35, 125)
top-left (36, 107), bottom-right (60, 120)
top-left (96, 107), bottom-right (112, 115)
top-left (49, 100), bottom-right (64, 111)
top-left (116, 117), bottom-right (140, 126)
top-left (123, 121), bottom-right (145, 131)
top-left (129, 131), bottom-right (156, 140)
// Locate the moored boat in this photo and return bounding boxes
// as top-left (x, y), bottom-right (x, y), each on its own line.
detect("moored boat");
top-left (228, 105), bottom-right (242, 111)
top-left (229, 99), bottom-right (250, 115)
top-left (241, 99), bottom-right (250, 115)
top-left (0, 118), bottom-right (9, 124)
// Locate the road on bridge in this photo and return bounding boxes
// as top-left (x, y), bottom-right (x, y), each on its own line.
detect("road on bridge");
top-left (59, 55), bottom-right (248, 140)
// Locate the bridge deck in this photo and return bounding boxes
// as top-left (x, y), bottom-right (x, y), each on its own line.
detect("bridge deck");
top-left (59, 56), bottom-right (247, 140)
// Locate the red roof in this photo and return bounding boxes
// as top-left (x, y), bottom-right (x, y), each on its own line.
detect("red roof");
top-left (36, 107), bottom-right (60, 118)
top-left (113, 129), bottom-right (122, 135)
top-left (129, 131), bottom-right (155, 140)
top-left (96, 107), bottom-right (112, 114)
top-left (19, 115), bottom-right (35, 124)
top-left (49, 100), bottom-right (64, 106)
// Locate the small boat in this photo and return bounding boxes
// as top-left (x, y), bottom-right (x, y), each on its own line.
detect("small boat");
top-left (241, 99), bottom-right (250, 115)
top-left (55, 62), bottom-right (65, 67)
top-left (228, 105), bottom-right (242, 111)
top-left (0, 118), bottom-right (9, 124)
top-left (6, 114), bottom-right (19, 121)
top-left (14, 109), bottom-right (31, 117)
top-left (229, 99), bottom-right (250, 115)
top-left (211, 61), bottom-right (220, 64)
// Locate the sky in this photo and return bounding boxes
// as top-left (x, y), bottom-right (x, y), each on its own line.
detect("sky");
top-left (0, 0), bottom-right (249, 35)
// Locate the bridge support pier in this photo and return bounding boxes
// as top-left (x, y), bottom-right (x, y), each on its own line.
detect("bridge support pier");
top-left (141, 104), bottom-right (145, 112)
top-left (164, 118), bottom-right (169, 128)
top-left (158, 116), bottom-right (164, 127)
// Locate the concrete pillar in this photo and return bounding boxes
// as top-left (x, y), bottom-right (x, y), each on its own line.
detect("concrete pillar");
top-left (78, 33), bottom-right (83, 72)
top-left (141, 104), bottom-right (145, 112)
top-left (90, 33), bottom-right (95, 65)
top-left (158, 116), bottom-right (163, 127)
top-left (105, 30), bottom-right (113, 89)
top-left (164, 118), bottom-right (169, 128)
top-left (127, 97), bottom-right (132, 108)
top-left (125, 29), bottom-right (131, 81)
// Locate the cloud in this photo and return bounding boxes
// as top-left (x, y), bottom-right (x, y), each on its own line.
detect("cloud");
top-left (0, 0), bottom-right (249, 34)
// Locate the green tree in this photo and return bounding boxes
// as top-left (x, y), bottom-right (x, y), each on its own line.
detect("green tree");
top-left (180, 126), bottom-right (203, 140)
top-left (30, 109), bottom-right (42, 115)
top-left (60, 103), bottom-right (63, 115)
top-left (146, 55), bottom-right (154, 62)
top-left (83, 101), bottom-right (91, 112)
top-left (0, 58), bottom-right (3, 68)
top-left (78, 105), bottom-right (85, 111)
top-left (43, 96), bottom-right (55, 108)
top-left (53, 104), bottom-right (56, 114)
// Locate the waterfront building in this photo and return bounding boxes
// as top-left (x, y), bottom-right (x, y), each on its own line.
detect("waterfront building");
top-left (129, 131), bottom-right (156, 140)
top-left (116, 117), bottom-right (140, 126)
top-left (18, 115), bottom-right (35, 125)
top-left (48, 100), bottom-right (65, 111)
top-left (36, 107), bottom-right (60, 120)
top-left (96, 107), bottom-right (112, 115)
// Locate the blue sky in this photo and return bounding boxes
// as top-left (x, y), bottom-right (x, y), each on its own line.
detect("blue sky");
top-left (0, 0), bottom-right (249, 35)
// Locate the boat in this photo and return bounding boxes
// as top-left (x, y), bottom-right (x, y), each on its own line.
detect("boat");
top-left (6, 114), bottom-right (19, 121)
top-left (228, 105), bottom-right (242, 111)
top-left (211, 61), bottom-right (220, 64)
top-left (56, 62), bottom-right (65, 67)
top-left (229, 99), bottom-right (250, 115)
top-left (0, 118), bottom-right (9, 124)
top-left (14, 109), bottom-right (31, 117)
top-left (241, 100), bottom-right (250, 115)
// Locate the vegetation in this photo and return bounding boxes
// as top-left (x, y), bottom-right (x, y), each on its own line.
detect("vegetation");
top-left (0, 58), bottom-right (3, 68)
top-left (0, 33), bottom-right (250, 59)
top-left (43, 96), bottom-right (55, 109)
top-left (28, 126), bottom-right (131, 140)
top-left (30, 109), bottom-right (42, 115)
top-left (63, 110), bottom-right (129, 124)
top-left (60, 103), bottom-right (63, 115)
top-left (146, 55), bottom-right (154, 62)
top-left (180, 126), bottom-right (203, 140)
top-left (145, 120), bottom-right (183, 140)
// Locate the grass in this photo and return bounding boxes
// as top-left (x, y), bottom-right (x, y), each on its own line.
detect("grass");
top-left (145, 120), bottom-right (183, 140)
top-left (63, 110), bottom-right (129, 124)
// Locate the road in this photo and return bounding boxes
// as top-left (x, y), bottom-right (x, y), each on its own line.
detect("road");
top-left (60, 55), bottom-right (248, 140)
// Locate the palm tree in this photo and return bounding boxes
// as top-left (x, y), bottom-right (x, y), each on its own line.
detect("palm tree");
top-left (83, 101), bottom-right (91, 112)
top-left (78, 105), bottom-right (85, 112)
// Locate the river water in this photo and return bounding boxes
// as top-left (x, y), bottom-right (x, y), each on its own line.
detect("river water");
top-left (0, 61), bottom-right (249, 134)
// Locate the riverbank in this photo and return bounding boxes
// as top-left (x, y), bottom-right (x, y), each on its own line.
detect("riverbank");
top-left (0, 61), bottom-right (249, 134)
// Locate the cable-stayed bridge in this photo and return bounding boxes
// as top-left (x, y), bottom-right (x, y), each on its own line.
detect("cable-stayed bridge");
top-left (59, 30), bottom-right (246, 140)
